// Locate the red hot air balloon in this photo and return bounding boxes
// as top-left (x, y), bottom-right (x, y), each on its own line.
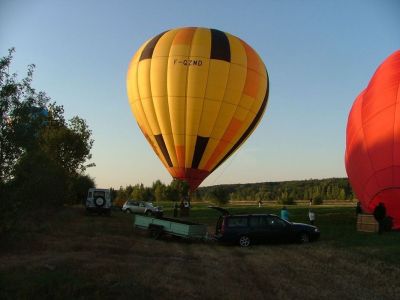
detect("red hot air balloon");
top-left (345, 50), bottom-right (400, 229)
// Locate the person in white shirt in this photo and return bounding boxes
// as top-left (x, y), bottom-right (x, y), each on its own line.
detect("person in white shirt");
top-left (308, 210), bottom-right (316, 225)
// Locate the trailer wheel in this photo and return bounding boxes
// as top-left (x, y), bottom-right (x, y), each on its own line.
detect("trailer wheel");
top-left (148, 224), bottom-right (164, 239)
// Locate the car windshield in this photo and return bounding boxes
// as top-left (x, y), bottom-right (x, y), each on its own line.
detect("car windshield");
top-left (267, 216), bottom-right (287, 228)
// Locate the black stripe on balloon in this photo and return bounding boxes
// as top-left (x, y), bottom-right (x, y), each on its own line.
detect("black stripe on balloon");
top-left (192, 136), bottom-right (210, 169)
top-left (213, 71), bottom-right (269, 171)
top-left (154, 134), bottom-right (173, 167)
top-left (210, 29), bottom-right (231, 62)
top-left (139, 31), bottom-right (167, 61)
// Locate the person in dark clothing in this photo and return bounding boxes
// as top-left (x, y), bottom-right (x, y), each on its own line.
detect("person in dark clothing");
top-left (356, 201), bottom-right (362, 215)
top-left (373, 202), bottom-right (386, 234)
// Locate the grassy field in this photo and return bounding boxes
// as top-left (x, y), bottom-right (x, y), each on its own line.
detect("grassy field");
top-left (1, 203), bottom-right (400, 299)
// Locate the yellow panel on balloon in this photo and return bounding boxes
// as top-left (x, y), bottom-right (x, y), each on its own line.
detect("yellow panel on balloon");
top-left (186, 97), bottom-right (203, 136)
top-left (126, 77), bottom-right (139, 104)
top-left (141, 98), bottom-right (161, 135)
top-left (210, 102), bottom-right (237, 140)
top-left (223, 64), bottom-right (247, 105)
top-left (187, 58), bottom-right (210, 98)
top-left (198, 99), bottom-right (222, 136)
top-left (153, 96), bottom-right (172, 135)
top-left (190, 28), bottom-right (211, 58)
top-left (150, 57), bottom-right (168, 97)
top-left (168, 56), bottom-right (188, 97)
top-left (137, 61), bottom-right (152, 100)
top-left (205, 60), bottom-right (230, 101)
top-left (238, 94), bottom-right (255, 111)
top-left (153, 30), bottom-right (179, 57)
top-left (131, 101), bottom-right (152, 135)
top-left (226, 33), bottom-right (247, 67)
top-left (233, 105), bottom-right (250, 122)
top-left (169, 97), bottom-right (186, 135)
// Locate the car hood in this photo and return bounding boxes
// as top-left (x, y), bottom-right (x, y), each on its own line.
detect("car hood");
top-left (292, 222), bottom-right (319, 231)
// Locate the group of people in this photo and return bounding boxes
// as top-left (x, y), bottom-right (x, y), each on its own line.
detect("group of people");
top-left (173, 199), bottom-right (190, 217)
top-left (279, 205), bottom-right (316, 225)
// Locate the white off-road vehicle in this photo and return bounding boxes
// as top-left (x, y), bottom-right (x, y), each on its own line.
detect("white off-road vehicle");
top-left (86, 188), bottom-right (112, 215)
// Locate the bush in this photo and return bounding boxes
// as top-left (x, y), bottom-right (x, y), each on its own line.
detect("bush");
top-left (278, 196), bottom-right (295, 205)
top-left (312, 195), bottom-right (323, 205)
top-left (206, 188), bottom-right (230, 205)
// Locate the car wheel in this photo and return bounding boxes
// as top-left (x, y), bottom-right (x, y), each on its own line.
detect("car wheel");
top-left (126, 209), bottom-right (132, 214)
top-left (300, 232), bottom-right (310, 243)
top-left (145, 210), bottom-right (152, 216)
top-left (239, 235), bottom-right (251, 247)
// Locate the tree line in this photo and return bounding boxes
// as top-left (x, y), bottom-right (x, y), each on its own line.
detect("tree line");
top-left (113, 177), bottom-right (355, 205)
top-left (112, 179), bottom-right (190, 206)
top-left (195, 177), bottom-right (355, 205)
top-left (0, 49), bottom-right (95, 235)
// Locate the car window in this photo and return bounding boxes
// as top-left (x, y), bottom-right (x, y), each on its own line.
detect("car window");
top-left (93, 191), bottom-right (105, 198)
top-left (227, 217), bottom-right (248, 228)
top-left (266, 216), bottom-right (287, 229)
top-left (250, 216), bottom-right (267, 227)
top-left (139, 202), bottom-right (145, 207)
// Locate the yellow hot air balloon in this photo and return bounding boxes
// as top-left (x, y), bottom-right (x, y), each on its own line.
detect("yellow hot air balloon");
top-left (127, 27), bottom-right (269, 191)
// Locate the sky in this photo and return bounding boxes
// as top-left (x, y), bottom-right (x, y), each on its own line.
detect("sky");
top-left (1, 0), bottom-right (399, 189)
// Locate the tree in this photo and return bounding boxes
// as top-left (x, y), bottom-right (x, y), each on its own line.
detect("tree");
top-left (0, 48), bottom-right (95, 235)
top-left (69, 174), bottom-right (95, 205)
top-left (206, 187), bottom-right (230, 205)
top-left (152, 180), bottom-right (166, 202)
top-left (1, 48), bottom-right (49, 184)
top-left (169, 179), bottom-right (189, 201)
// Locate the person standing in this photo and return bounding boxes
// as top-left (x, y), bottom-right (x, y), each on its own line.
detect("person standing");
top-left (280, 206), bottom-right (289, 221)
top-left (373, 202), bottom-right (386, 234)
top-left (308, 209), bottom-right (316, 225)
top-left (356, 201), bottom-right (362, 215)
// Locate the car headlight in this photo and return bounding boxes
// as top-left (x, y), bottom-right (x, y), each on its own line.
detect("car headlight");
top-left (314, 228), bottom-right (319, 233)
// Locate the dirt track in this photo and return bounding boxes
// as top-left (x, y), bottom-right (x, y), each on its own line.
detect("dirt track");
top-left (1, 208), bottom-right (399, 299)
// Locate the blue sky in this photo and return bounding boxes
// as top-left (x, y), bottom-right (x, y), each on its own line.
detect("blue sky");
top-left (1, 0), bottom-right (399, 189)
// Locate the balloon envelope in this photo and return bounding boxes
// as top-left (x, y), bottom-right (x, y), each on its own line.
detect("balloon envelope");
top-left (127, 27), bottom-right (269, 191)
top-left (345, 50), bottom-right (400, 228)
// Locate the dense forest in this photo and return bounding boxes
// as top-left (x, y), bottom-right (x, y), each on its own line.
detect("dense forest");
top-left (113, 177), bottom-right (355, 205)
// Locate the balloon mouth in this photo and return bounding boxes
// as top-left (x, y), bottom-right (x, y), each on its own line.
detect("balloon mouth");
top-left (168, 167), bottom-right (211, 191)
top-left (369, 188), bottom-right (400, 229)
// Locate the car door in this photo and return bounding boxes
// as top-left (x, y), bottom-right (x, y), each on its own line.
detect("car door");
top-left (249, 216), bottom-right (273, 242)
top-left (266, 216), bottom-right (292, 242)
top-left (128, 201), bottom-right (139, 213)
top-left (138, 201), bottom-right (146, 214)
